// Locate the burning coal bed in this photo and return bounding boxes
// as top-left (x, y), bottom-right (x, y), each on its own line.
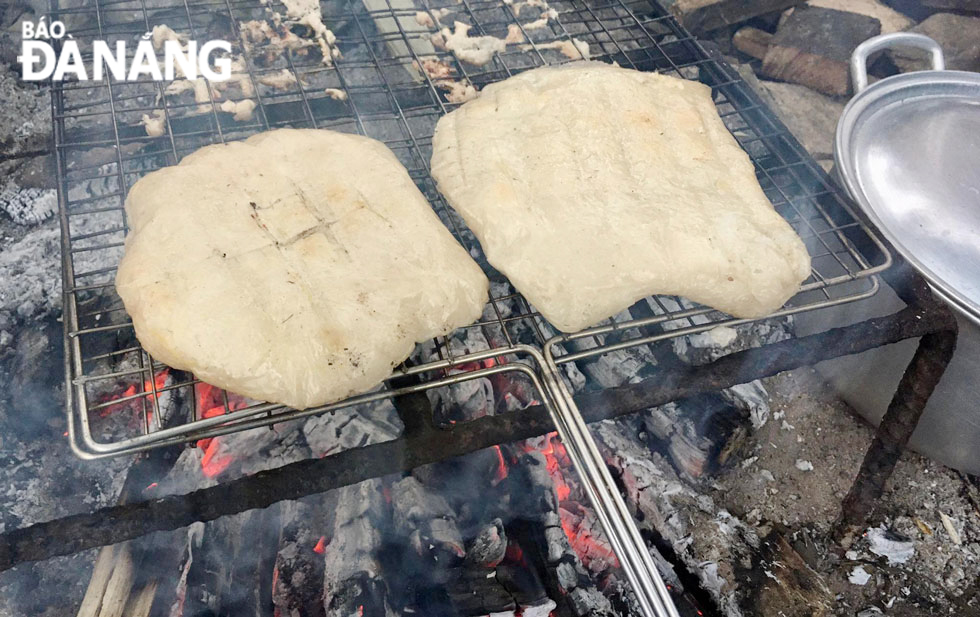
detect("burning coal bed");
top-left (2, 267), bottom-right (787, 617)
top-left (6, 250), bottom-right (980, 617)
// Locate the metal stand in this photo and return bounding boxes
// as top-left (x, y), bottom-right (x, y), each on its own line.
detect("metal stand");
top-left (835, 266), bottom-right (959, 545)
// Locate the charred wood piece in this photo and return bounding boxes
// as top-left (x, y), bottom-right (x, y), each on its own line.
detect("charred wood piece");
top-left (513, 450), bottom-right (616, 617)
top-left (390, 476), bottom-right (465, 567)
top-left (761, 6), bottom-right (881, 95)
top-left (180, 506), bottom-right (280, 617)
top-left (273, 499), bottom-right (331, 617)
top-left (742, 530), bottom-right (833, 617)
top-left (663, 0), bottom-right (804, 35)
top-left (323, 480), bottom-right (395, 617)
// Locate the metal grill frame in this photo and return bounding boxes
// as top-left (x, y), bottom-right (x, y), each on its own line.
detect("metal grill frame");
top-left (53, 0), bottom-right (890, 461)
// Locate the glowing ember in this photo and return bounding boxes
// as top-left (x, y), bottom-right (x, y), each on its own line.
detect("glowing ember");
top-left (194, 405), bottom-right (227, 451)
top-left (102, 369), bottom-right (170, 417)
top-left (538, 433), bottom-right (572, 501)
top-left (193, 382), bottom-right (249, 477)
top-left (272, 565), bottom-right (279, 600)
top-left (532, 432), bottom-right (621, 570)
top-left (559, 507), bottom-right (621, 569)
top-left (132, 369), bottom-right (169, 399)
top-left (492, 445), bottom-right (508, 485)
top-left (313, 535), bottom-right (327, 554)
top-left (144, 482), bottom-right (158, 492)
top-left (201, 440), bottom-right (234, 478)
top-left (454, 357), bottom-right (500, 374)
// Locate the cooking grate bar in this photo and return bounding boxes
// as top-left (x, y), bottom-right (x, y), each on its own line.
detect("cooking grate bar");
top-left (55, 0), bottom-right (888, 460)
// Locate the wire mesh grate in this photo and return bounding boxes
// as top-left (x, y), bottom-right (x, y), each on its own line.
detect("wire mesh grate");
top-left (53, 0), bottom-right (889, 457)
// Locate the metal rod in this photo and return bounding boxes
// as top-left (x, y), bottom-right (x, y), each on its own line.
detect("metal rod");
top-left (834, 327), bottom-right (958, 546)
top-left (542, 371), bottom-right (681, 617)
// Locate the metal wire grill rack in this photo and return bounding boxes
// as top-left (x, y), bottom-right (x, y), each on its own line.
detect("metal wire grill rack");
top-left (53, 0), bottom-right (889, 459)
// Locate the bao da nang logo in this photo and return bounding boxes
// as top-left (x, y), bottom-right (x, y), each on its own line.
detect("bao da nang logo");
top-left (18, 18), bottom-right (232, 82)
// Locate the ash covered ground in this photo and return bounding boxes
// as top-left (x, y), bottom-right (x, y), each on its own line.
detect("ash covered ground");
top-left (716, 369), bottom-right (980, 616)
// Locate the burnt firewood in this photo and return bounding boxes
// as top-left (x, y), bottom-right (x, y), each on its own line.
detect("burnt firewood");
top-left (740, 530), bottom-right (833, 617)
top-left (181, 506), bottom-right (280, 617)
top-left (496, 560), bottom-right (550, 609)
top-left (445, 520), bottom-right (515, 615)
top-left (447, 567), bottom-right (516, 616)
top-left (640, 393), bottom-right (749, 478)
top-left (466, 520), bottom-right (507, 567)
top-left (303, 399), bottom-right (402, 459)
top-left (732, 26), bottom-right (772, 60)
top-left (77, 442), bottom-right (184, 617)
top-left (512, 450), bottom-right (616, 617)
top-left (390, 476), bottom-right (465, 567)
top-left (273, 498), bottom-right (333, 617)
top-left (662, 0), bottom-right (804, 34)
top-left (594, 419), bottom-right (738, 615)
top-left (322, 479), bottom-right (396, 617)
top-left (761, 6), bottom-right (881, 95)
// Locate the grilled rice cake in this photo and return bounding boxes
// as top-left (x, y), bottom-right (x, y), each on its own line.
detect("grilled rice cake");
top-left (430, 62), bottom-right (811, 333)
top-left (116, 128), bottom-right (489, 409)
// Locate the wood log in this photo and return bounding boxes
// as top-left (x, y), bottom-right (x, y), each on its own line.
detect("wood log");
top-left (733, 26), bottom-right (773, 60)
top-left (76, 546), bottom-right (118, 617)
top-left (808, 0), bottom-right (912, 34)
top-left (95, 544), bottom-right (135, 617)
top-left (919, 0), bottom-right (980, 13)
top-left (663, 0), bottom-right (804, 34)
top-left (512, 450), bottom-right (615, 617)
top-left (322, 479), bottom-right (395, 617)
top-left (182, 506), bottom-right (280, 616)
top-left (273, 499), bottom-right (331, 617)
top-left (123, 582), bottom-right (159, 617)
top-left (761, 6), bottom-right (881, 95)
top-left (76, 447), bottom-right (182, 617)
top-left (742, 530), bottom-right (833, 616)
top-left (891, 13), bottom-right (980, 73)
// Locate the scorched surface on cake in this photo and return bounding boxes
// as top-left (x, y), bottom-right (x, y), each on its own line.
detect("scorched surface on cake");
top-left (430, 62), bottom-right (811, 333)
top-left (115, 128), bottom-right (489, 409)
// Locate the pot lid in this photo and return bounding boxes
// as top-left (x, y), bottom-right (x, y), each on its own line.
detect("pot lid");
top-left (836, 33), bottom-right (980, 325)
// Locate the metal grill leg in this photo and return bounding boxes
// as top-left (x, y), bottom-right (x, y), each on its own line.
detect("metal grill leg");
top-left (538, 359), bottom-right (681, 617)
top-left (834, 328), bottom-right (958, 546)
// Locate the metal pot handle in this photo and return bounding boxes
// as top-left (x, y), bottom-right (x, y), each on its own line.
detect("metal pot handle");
top-left (851, 32), bottom-right (946, 93)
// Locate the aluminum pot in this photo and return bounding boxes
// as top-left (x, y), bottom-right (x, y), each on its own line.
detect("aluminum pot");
top-left (802, 33), bottom-right (980, 474)
top-left (835, 32), bottom-right (980, 325)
